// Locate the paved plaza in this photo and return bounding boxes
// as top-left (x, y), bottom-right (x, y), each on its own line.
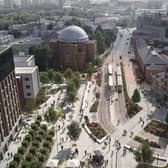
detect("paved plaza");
top-left (1, 28), bottom-right (168, 168)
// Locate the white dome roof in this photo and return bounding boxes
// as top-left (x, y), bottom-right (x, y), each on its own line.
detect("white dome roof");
top-left (58, 25), bottom-right (89, 43)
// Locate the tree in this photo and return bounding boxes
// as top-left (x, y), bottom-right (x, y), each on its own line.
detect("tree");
top-left (132, 89), bottom-right (141, 103)
top-left (67, 121), bottom-right (81, 141)
top-left (95, 30), bottom-right (106, 54)
top-left (23, 100), bottom-right (37, 114)
top-left (44, 106), bottom-right (60, 123)
top-left (165, 111), bottom-right (168, 123)
top-left (36, 87), bottom-right (46, 104)
top-left (29, 146), bottom-right (36, 155)
top-left (93, 57), bottom-right (102, 67)
top-left (14, 153), bottom-right (22, 163)
top-left (134, 142), bottom-right (154, 164)
top-left (87, 63), bottom-right (94, 77)
top-left (22, 160), bottom-right (30, 168)
top-left (67, 80), bottom-right (76, 93)
top-left (48, 69), bottom-right (55, 81)
top-left (64, 68), bottom-right (73, 79)
top-left (9, 161), bottom-right (18, 168)
top-left (67, 91), bottom-right (76, 103)
top-left (40, 72), bottom-right (49, 84)
top-left (33, 43), bottom-right (52, 71)
top-left (53, 72), bottom-right (63, 84)
top-left (18, 146), bottom-right (26, 155)
top-left (29, 161), bottom-right (42, 168)
top-left (72, 76), bottom-right (81, 89)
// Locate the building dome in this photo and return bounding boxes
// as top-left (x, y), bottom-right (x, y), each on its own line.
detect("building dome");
top-left (58, 25), bottom-right (89, 43)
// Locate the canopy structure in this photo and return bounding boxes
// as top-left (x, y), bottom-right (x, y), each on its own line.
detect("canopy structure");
top-left (66, 159), bottom-right (80, 168)
top-left (45, 159), bottom-right (59, 168)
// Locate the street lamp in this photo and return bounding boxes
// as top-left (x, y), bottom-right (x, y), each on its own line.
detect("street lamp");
top-left (157, 154), bottom-right (159, 168)
top-left (111, 150), bottom-right (114, 168)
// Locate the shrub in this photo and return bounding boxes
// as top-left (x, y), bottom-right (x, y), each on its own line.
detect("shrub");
top-left (134, 136), bottom-right (160, 148)
top-left (87, 122), bottom-right (106, 139)
top-left (144, 120), bottom-right (168, 138)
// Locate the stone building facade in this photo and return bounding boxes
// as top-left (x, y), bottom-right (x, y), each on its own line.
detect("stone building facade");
top-left (48, 25), bottom-right (97, 71)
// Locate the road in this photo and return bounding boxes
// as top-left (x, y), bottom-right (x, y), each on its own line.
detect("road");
top-left (98, 28), bottom-right (134, 133)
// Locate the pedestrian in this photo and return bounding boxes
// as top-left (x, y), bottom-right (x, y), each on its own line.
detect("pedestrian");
top-left (84, 150), bottom-right (87, 156)
top-left (75, 148), bottom-right (79, 155)
top-left (61, 145), bottom-right (63, 150)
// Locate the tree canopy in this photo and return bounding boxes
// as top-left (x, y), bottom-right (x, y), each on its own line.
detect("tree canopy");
top-left (67, 121), bottom-right (81, 141)
top-left (30, 43), bottom-right (52, 71)
top-left (132, 89), bottom-right (141, 103)
top-left (134, 142), bottom-right (154, 164)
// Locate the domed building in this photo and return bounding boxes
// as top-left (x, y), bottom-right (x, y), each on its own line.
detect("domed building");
top-left (48, 25), bottom-right (97, 71)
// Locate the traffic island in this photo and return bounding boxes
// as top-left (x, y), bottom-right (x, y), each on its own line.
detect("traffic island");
top-left (120, 62), bottom-right (142, 117)
top-left (83, 122), bottom-right (107, 143)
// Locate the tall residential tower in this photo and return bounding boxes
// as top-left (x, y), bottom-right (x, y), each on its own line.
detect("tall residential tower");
top-left (0, 47), bottom-right (22, 160)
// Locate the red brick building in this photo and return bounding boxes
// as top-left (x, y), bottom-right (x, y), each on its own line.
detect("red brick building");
top-left (48, 25), bottom-right (97, 71)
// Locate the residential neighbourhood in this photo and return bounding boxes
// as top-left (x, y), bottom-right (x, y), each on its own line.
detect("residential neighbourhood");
top-left (0, 0), bottom-right (168, 168)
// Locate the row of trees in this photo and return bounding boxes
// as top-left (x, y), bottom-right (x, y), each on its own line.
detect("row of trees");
top-left (40, 69), bottom-right (63, 84)
top-left (0, 11), bottom-right (40, 30)
top-left (9, 117), bottom-right (55, 168)
top-left (66, 69), bottom-right (81, 103)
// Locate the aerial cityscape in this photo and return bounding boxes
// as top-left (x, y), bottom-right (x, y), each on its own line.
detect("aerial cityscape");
top-left (0, 0), bottom-right (168, 168)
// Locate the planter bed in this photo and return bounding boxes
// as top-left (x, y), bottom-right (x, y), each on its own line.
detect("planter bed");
top-left (90, 100), bottom-right (99, 113)
top-left (144, 120), bottom-right (168, 138)
top-left (87, 122), bottom-right (107, 140)
top-left (134, 136), bottom-right (160, 148)
top-left (120, 62), bottom-right (142, 117)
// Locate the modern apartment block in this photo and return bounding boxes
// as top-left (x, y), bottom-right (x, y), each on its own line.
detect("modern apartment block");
top-left (14, 54), bottom-right (41, 103)
top-left (0, 47), bottom-right (22, 160)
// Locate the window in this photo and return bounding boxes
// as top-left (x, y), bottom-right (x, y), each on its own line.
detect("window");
top-left (26, 93), bottom-right (31, 96)
top-left (26, 85), bottom-right (30, 89)
top-left (25, 77), bottom-right (30, 81)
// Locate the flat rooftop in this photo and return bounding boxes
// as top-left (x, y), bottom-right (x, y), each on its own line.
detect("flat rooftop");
top-left (15, 66), bottom-right (37, 74)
